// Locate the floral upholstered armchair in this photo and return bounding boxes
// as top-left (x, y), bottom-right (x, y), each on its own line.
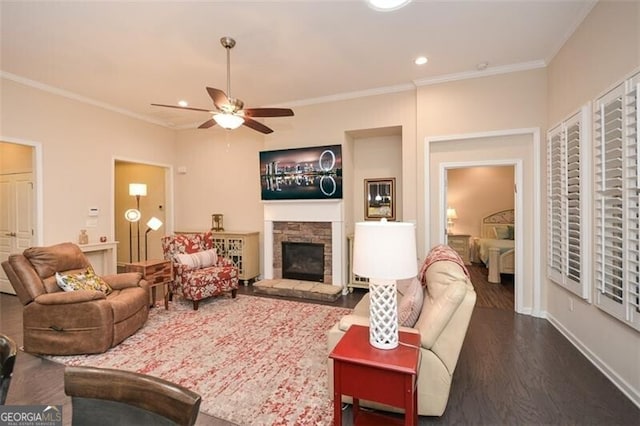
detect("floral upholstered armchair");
top-left (161, 232), bottom-right (238, 310)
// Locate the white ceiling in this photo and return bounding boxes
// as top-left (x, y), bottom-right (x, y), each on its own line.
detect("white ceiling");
top-left (0, 1), bottom-right (596, 128)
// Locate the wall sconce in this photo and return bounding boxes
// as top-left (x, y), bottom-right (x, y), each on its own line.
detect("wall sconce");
top-left (144, 217), bottom-right (163, 261)
top-left (124, 209), bottom-right (141, 263)
top-left (128, 183), bottom-right (147, 261)
top-left (353, 219), bottom-right (417, 349)
top-left (447, 207), bottom-right (458, 234)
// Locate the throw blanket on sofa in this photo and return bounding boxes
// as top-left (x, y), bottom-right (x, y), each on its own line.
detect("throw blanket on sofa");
top-left (418, 244), bottom-right (470, 286)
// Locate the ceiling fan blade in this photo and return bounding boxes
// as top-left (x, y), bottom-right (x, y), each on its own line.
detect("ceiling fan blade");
top-left (242, 117), bottom-right (273, 134)
top-left (198, 119), bottom-right (217, 129)
top-left (151, 103), bottom-right (213, 113)
top-left (206, 87), bottom-right (229, 109)
top-left (244, 108), bottom-right (294, 118)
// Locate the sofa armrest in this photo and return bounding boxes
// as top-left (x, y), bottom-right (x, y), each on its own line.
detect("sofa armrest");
top-left (34, 290), bottom-right (106, 305)
top-left (103, 272), bottom-right (143, 290)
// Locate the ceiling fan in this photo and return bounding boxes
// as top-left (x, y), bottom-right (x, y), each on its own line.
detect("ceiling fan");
top-left (152, 36), bottom-right (294, 134)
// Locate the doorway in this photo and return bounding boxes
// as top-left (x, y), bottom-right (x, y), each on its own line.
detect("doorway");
top-left (0, 141), bottom-right (38, 294)
top-left (114, 160), bottom-right (171, 267)
top-left (446, 165), bottom-right (515, 310)
top-left (425, 128), bottom-right (542, 316)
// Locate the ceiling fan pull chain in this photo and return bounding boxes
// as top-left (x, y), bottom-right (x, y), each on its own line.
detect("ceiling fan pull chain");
top-left (226, 42), bottom-right (232, 98)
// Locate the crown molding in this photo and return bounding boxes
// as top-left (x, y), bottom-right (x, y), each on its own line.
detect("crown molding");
top-left (414, 60), bottom-right (547, 87)
top-left (0, 70), bottom-right (169, 127)
top-left (275, 83), bottom-right (416, 108)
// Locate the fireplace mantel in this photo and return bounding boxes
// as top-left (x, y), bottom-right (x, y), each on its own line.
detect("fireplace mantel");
top-left (263, 201), bottom-right (344, 290)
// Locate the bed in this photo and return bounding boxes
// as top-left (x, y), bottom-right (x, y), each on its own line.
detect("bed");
top-left (475, 209), bottom-right (515, 284)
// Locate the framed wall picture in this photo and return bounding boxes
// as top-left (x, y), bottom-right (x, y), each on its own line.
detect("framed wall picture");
top-left (259, 144), bottom-right (343, 201)
top-left (364, 178), bottom-right (396, 221)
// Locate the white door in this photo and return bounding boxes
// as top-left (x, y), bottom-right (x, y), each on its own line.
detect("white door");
top-left (0, 173), bottom-right (34, 294)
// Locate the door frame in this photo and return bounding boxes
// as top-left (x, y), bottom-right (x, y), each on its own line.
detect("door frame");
top-left (0, 136), bottom-right (43, 245)
top-left (111, 156), bottom-right (174, 265)
top-left (424, 127), bottom-right (542, 317)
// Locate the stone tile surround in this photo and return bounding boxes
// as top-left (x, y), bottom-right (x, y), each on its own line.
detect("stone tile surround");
top-left (272, 221), bottom-right (332, 283)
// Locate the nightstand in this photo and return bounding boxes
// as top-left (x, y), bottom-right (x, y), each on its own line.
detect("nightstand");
top-left (124, 259), bottom-right (172, 309)
top-left (447, 234), bottom-right (471, 265)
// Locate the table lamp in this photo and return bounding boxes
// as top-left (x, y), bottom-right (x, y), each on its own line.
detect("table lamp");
top-left (353, 219), bottom-right (417, 349)
top-left (447, 207), bottom-right (458, 234)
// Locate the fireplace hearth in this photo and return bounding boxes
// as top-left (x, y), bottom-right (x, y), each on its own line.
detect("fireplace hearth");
top-left (282, 242), bottom-right (324, 282)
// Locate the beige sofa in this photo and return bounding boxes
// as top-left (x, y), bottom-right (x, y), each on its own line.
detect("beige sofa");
top-left (2, 242), bottom-right (149, 355)
top-left (327, 246), bottom-right (477, 417)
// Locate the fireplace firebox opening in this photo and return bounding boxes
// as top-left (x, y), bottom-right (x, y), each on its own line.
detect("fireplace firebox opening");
top-left (282, 242), bottom-right (324, 282)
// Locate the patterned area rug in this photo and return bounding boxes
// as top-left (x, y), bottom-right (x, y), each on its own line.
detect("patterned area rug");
top-left (47, 295), bottom-right (351, 425)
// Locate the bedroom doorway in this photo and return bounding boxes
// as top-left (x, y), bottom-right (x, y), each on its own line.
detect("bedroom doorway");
top-left (446, 165), bottom-right (515, 310)
top-left (426, 128), bottom-right (542, 316)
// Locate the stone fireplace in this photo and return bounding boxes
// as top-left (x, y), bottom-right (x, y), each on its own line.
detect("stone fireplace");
top-left (273, 222), bottom-right (331, 283)
top-left (263, 201), bottom-right (344, 288)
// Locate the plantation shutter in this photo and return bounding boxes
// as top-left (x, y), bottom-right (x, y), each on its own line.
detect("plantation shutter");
top-left (547, 125), bottom-right (565, 281)
top-left (594, 71), bottom-right (640, 331)
top-left (546, 106), bottom-right (590, 299)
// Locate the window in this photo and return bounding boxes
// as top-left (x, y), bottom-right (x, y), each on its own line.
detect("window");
top-left (547, 105), bottom-right (591, 299)
top-left (594, 71), bottom-right (640, 331)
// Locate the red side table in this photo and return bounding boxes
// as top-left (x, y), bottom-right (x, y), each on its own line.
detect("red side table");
top-left (329, 324), bottom-right (420, 426)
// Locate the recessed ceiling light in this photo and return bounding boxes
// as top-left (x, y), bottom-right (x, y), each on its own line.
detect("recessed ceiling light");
top-left (178, 100), bottom-right (188, 107)
top-left (367, 0), bottom-right (411, 12)
top-left (414, 56), bottom-right (428, 66)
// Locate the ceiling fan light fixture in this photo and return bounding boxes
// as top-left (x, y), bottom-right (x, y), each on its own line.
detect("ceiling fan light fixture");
top-left (213, 112), bottom-right (244, 130)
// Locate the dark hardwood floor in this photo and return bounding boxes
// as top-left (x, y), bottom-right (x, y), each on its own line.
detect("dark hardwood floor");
top-left (1, 281), bottom-right (638, 425)
top-left (467, 262), bottom-right (514, 310)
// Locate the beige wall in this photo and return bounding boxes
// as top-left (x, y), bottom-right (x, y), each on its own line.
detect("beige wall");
top-left (447, 166), bottom-right (514, 237)
top-left (0, 141), bottom-right (33, 173)
top-left (0, 78), bottom-right (176, 245)
top-left (416, 68), bottom-right (547, 260)
top-left (353, 133), bottom-right (403, 222)
top-left (548, 0), bottom-right (640, 122)
top-left (546, 0), bottom-right (640, 404)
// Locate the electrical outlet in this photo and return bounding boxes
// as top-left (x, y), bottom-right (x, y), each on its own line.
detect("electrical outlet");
top-left (569, 298), bottom-right (574, 312)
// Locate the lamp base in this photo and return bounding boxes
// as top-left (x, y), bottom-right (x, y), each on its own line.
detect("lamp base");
top-left (368, 279), bottom-right (398, 350)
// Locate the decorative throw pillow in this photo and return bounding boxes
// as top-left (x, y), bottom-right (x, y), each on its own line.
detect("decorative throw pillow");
top-left (494, 226), bottom-right (510, 240)
top-left (55, 266), bottom-right (112, 295)
top-left (397, 277), bottom-right (424, 327)
top-left (175, 249), bottom-right (218, 269)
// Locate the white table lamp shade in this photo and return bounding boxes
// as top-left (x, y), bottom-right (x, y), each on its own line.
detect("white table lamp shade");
top-left (353, 221), bottom-right (417, 280)
top-left (353, 220), bottom-right (417, 349)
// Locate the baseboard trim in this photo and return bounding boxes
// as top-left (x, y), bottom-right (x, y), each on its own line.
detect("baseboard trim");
top-left (546, 313), bottom-right (640, 409)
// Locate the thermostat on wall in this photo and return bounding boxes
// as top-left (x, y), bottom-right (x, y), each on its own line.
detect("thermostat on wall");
top-left (89, 207), bottom-right (99, 217)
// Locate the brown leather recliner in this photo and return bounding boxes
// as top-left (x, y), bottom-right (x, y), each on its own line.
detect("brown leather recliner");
top-left (1, 242), bottom-right (150, 355)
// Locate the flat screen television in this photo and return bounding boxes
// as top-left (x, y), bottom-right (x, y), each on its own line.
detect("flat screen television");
top-left (259, 144), bottom-right (343, 201)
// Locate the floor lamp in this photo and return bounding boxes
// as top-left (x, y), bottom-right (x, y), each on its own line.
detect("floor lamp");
top-left (144, 217), bottom-right (163, 261)
top-left (129, 183), bottom-right (147, 262)
top-left (353, 219), bottom-right (417, 349)
top-left (124, 209), bottom-right (141, 263)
